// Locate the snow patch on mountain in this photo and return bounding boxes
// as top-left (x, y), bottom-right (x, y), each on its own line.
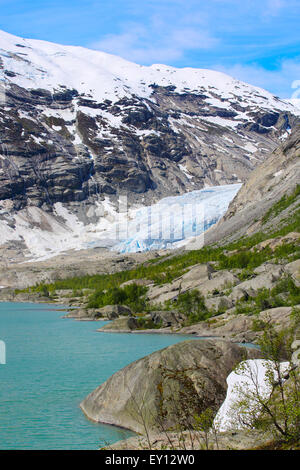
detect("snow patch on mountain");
top-left (1, 29), bottom-right (299, 120)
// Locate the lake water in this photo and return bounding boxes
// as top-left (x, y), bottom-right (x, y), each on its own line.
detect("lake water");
top-left (0, 302), bottom-right (195, 450)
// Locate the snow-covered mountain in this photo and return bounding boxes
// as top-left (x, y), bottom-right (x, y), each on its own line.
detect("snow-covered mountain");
top-left (2, 29), bottom-right (299, 115)
top-left (0, 29), bottom-right (299, 261)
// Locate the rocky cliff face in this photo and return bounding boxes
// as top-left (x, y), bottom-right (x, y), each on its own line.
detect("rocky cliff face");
top-left (202, 126), bottom-right (300, 246)
top-left (0, 29), bottom-right (299, 261)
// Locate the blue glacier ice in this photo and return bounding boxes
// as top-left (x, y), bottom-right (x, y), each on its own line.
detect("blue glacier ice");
top-left (113, 184), bottom-right (241, 253)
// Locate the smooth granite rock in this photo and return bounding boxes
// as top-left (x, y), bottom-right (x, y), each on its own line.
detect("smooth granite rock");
top-left (80, 339), bottom-right (261, 434)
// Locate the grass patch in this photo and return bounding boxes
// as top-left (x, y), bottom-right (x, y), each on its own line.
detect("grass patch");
top-left (262, 185), bottom-right (300, 224)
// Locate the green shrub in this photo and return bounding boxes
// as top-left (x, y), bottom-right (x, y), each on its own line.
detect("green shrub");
top-left (262, 185), bottom-right (300, 224)
top-left (173, 290), bottom-right (210, 325)
top-left (290, 307), bottom-right (300, 329)
top-left (87, 283), bottom-right (148, 312)
top-left (234, 276), bottom-right (300, 315)
top-left (238, 268), bottom-right (255, 281)
top-left (136, 317), bottom-right (161, 330)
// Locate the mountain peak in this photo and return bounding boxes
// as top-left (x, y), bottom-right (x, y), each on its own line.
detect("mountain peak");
top-left (0, 29), bottom-right (299, 116)
top-left (0, 29), bottom-right (300, 261)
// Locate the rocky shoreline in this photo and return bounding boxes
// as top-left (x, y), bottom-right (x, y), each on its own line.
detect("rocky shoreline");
top-left (1, 254), bottom-right (298, 346)
top-left (2, 292), bottom-right (298, 450)
top-left (107, 429), bottom-right (274, 451)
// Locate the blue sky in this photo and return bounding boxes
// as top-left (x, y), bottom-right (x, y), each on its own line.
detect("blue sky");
top-left (0, 0), bottom-right (299, 97)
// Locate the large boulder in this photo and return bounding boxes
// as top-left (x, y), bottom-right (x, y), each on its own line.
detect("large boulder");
top-left (284, 259), bottom-right (300, 286)
top-left (229, 271), bottom-right (280, 301)
top-left (197, 270), bottom-right (238, 296)
top-left (179, 263), bottom-right (215, 287)
top-left (65, 308), bottom-right (93, 319)
top-left (146, 263), bottom-right (215, 305)
top-left (97, 304), bottom-right (132, 319)
top-left (98, 316), bottom-right (138, 331)
top-left (146, 282), bottom-right (181, 304)
top-left (150, 310), bottom-right (184, 327)
top-left (80, 339), bottom-right (261, 434)
top-left (253, 263), bottom-right (284, 277)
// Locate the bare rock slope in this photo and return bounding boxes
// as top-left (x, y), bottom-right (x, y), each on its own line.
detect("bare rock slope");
top-left (202, 126), bottom-right (300, 245)
top-left (80, 339), bottom-right (261, 434)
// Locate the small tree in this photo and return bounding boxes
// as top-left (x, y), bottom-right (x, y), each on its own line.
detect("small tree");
top-left (228, 323), bottom-right (300, 446)
top-left (194, 408), bottom-right (219, 450)
top-left (175, 290), bottom-right (209, 324)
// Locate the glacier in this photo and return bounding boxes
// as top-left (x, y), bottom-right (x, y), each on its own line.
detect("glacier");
top-left (111, 184), bottom-right (241, 253)
top-left (0, 184), bottom-right (241, 262)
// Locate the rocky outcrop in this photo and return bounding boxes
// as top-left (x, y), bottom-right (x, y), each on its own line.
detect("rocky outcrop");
top-left (251, 233), bottom-right (300, 253)
top-left (0, 247), bottom-right (153, 289)
top-left (65, 305), bottom-right (132, 320)
top-left (98, 316), bottom-right (138, 331)
top-left (285, 259), bottom-right (300, 286)
top-left (80, 339), bottom-right (261, 434)
top-left (145, 260), bottom-right (288, 314)
top-left (146, 263), bottom-right (215, 304)
top-left (201, 127), bottom-right (300, 246)
top-left (149, 310), bottom-right (184, 328)
top-left (0, 287), bottom-right (50, 303)
top-left (96, 303), bottom-right (296, 341)
top-left (229, 270), bottom-right (282, 302)
top-left (96, 304), bottom-right (132, 319)
top-left (198, 270), bottom-right (239, 296)
top-left (180, 306), bottom-right (297, 343)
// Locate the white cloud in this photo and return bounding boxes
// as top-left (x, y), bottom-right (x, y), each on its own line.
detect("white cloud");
top-left (214, 58), bottom-right (300, 97)
top-left (90, 19), bottom-right (218, 64)
top-left (87, 0), bottom-right (299, 97)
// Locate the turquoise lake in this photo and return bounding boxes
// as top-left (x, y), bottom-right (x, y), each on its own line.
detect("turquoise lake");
top-left (0, 302), bottom-right (197, 450)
